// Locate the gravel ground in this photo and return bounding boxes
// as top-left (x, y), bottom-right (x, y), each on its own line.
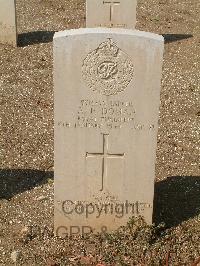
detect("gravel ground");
top-left (0, 0), bottom-right (200, 265)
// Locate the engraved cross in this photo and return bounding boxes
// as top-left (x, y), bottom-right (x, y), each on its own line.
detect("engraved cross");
top-left (103, 1), bottom-right (120, 24)
top-left (86, 134), bottom-right (124, 191)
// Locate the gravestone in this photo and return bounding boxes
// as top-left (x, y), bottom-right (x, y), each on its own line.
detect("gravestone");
top-left (54, 28), bottom-right (164, 237)
top-left (86, 0), bottom-right (137, 29)
top-left (0, 0), bottom-right (17, 46)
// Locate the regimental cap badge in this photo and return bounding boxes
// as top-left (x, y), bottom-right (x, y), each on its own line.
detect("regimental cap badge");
top-left (82, 39), bottom-right (134, 96)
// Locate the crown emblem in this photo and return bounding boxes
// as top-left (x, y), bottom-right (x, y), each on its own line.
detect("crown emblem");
top-left (82, 39), bottom-right (134, 96)
top-left (97, 39), bottom-right (119, 57)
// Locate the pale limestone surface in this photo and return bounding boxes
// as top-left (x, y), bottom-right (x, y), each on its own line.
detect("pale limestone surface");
top-left (54, 28), bottom-right (164, 237)
top-left (86, 0), bottom-right (137, 29)
top-left (0, 0), bottom-right (17, 46)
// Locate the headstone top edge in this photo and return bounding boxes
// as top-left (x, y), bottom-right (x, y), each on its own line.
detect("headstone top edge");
top-left (53, 28), bottom-right (164, 42)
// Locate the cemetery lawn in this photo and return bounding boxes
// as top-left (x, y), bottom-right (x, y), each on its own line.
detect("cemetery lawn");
top-left (0, 0), bottom-right (199, 265)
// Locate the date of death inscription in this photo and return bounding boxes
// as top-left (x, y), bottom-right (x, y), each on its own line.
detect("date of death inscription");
top-left (57, 100), bottom-right (155, 130)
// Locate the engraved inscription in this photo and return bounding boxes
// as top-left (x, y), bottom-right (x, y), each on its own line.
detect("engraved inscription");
top-left (82, 39), bottom-right (134, 96)
top-left (56, 99), bottom-right (156, 131)
top-left (86, 134), bottom-right (124, 191)
top-left (96, 23), bottom-right (126, 28)
top-left (57, 121), bottom-right (155, 131)
top-left (76, 99), bottom-right (135, 129)
top-left (56, 99), bottom-right (156, 130)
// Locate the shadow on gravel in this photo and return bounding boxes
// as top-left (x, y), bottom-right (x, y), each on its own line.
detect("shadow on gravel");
top-left (163, 34), bottom-right (193, 43)
top-left (1, 170), bottom-right (200, 228)
top-left (153, 176), bottom-right (200, 228)
top-left (0, 169), bottom-right (53, 200)
top-left (17, 32), bottom-right (193, 46)
top-left (18, 31), bottom-right (55, 47)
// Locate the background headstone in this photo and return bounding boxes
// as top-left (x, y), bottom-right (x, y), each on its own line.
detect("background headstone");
top-left (54, 28), bottom-right (164, 237)
top-left (0, 0), bottom-right (17, 46)
top-left (86, 0), bottom-right (137, 29)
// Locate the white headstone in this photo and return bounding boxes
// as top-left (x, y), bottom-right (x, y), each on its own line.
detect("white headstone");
top-left (0, 0), bottom-right (17, 46)
top-left (54, 28), bottom-right (164, 237)
top-left (86, 0), bottom-right (137, 29)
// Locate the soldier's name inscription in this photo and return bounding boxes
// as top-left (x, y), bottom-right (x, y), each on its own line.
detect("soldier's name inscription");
top-left (77, 99), bottom-right (135, 128)
top-left (57, 98), bottom-right (155, 130)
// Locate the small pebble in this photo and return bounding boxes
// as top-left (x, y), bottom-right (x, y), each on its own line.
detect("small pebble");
top-left (37, 196), bottom-right (48, 201)
top-left (11, 250), bottom-right (21, 263)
